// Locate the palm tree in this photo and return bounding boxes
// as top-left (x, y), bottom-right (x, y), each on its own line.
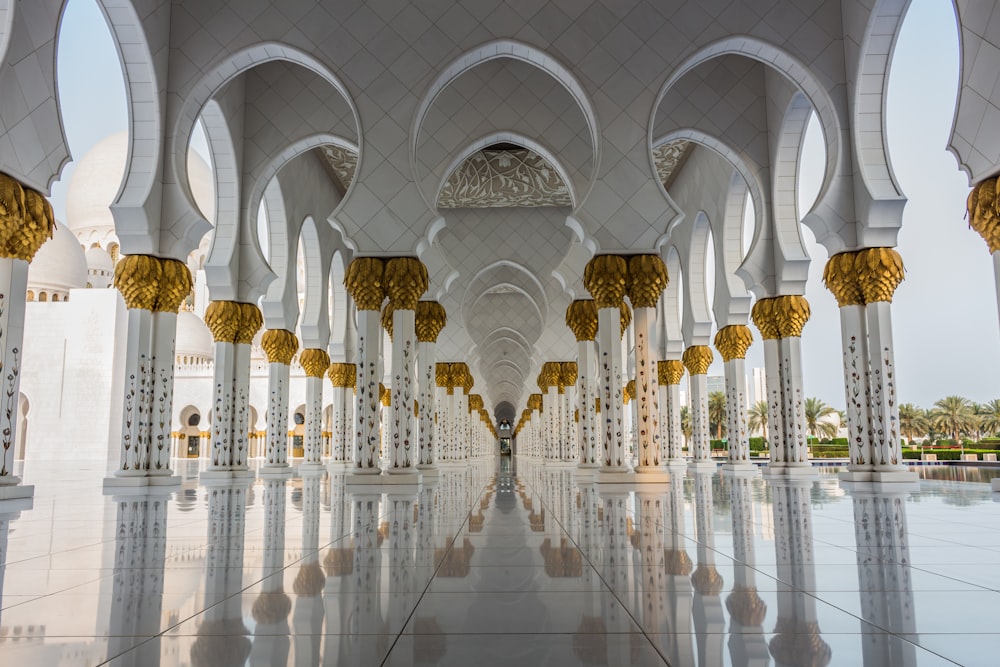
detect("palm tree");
top-left (680, 405), bottom-right (692, 450)
top-left (898, 403), bottom-right (929, 443)
top-left (804, 397), bottom-right (838, 439)
top-left (979, 399), bottom-right (1000, 438)
top-left (930, 396), bottom-right (979, 456)
top-left (748, 401), bottom-right (768, 441)
top-left (708, 391), bottom-right (727, 440)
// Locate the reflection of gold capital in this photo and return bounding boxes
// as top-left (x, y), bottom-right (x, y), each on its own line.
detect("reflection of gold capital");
top-left (770, 619), bottom-right (832, 667)
top-left (154, 258), bottom-right (193, 313)
top-left (626, 254), bottom-right (668, 308)
top-left (323, 545), bottom-right (354, 576)
top-left (855, 247), bottom-right (904, 303)
top-left (714, 325), bottom-right (753, 362)
top-left (204, 300), bottom-right (242, 343)
top-left (380, 383), bottom-right (391, 407)
top-left (114, 254), bottom-right (162, 311)
top-left (292, 562), bottom-right (326, 597)
top-left (565, 299), bottom-right (598, 341)
top-left (299, 348), bottom-right (331, 378)
top-left (235, 302), bottom-right (262, 344)
top-left (328, 362), bottom-right (356, 388)
top-left (726, 584), bottom-right (767, 626)
top-left (624, 379), bottom-right (635, 403)
top-left (682, 345), bottom-right (713, 375)
top-left (583, 255), bottom-right (627, 308)
top-left (384, 256), bottom-right (428, 309)
top-left (415, 300), bottom-right (447, 342)
top-left (251, 591), bottom-right (291, 624)
top-left (691, 564), bottom-right (724, 595)
top-left (822, 252), bottom-right (864, 307)
top-left (261, 329), bottom-right (298, 365)
top-left (344, 257), bottom-right (385, 310)
top-left (664, 547), bottom-right (692, 575)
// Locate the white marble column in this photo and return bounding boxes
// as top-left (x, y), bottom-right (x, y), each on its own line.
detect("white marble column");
top-left (327, 363), bottom-right (355, 467)
top-left (344, 258), bottom-right (387, 477)
top-left (560, 364), bottom-right (576, 462)
top-left (300, 349), bottom-right (329, 469)
top-left (415, 301), bottom-right (446, 472)
top-left (250, 478), bottom-right (290, 665)
top-left (115, 302), bottom-right (155, 478)
top-left (148, 311), bottom-right (179, 476)
top-left (779, 336), bottom-right (810, 469)
top-left (576, 338), bottom-right (599, 468)
top-left (633, 306), bottom-right (663, 474)
top-left (726, 475), bottom-right (768, 665)
top-left (387, 307), bottom-right (416, 473)
top-left (434, 376), bottom-right (449, 463)
top-left (839, 304), bottom-right (874, 478)
top-left (684, 346), bottom-right (714, 471)
top-left (260, 329), bottom-right (297, 473)
top-left (715, 325), bottom-right (755, 473)
top-left (209, 339), bottom-right (236, 470)
top-left (658, 360), bottom-right (686, 468)
top-left (0, 185), bottom-right (54, 497)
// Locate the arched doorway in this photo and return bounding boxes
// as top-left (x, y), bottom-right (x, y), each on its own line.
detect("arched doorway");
top-left (292, 405), bottom-right (306, 458)
top-left (178, 406), bottom-right (203, 458)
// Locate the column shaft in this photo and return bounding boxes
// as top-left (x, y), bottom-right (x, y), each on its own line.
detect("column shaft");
top-left (389, 308), bottom-right (415, 470)
top-left (577, 341), bottom-right (598, 466)
top-left (230, 342), bottom-right (252, 470)
top-left (762, 339), bottom-right (785, 466)
top-left (866, 301), bottom-right (906, 470)
top-left (666, 382), bottom-right (684, 464)
top-left (724, 358), bottom-right (751, 465)
top-left (779, 337), bottom-right (809, 467)
top-left (690, 374), bottom-right (711, 462)
top-left (304, 376), bottom-right (323, 464)
top-left (264, 362), bottom-right (291, 468)
top-left (597, 306), bottom-right (626, 470)
top-left (117, 306), bottom-right (155, 475)
top-left (354, 310), bottom-right (381, 472)
top-left (209, 341), bottom-right (236, 469)
top-left (839, 305), bottom-right (873, 471)
top-left (635, 306), bottom-right (660, 470)
top-left (417, 341), bottom-right (436, 467)
top-left (148, 311), bottom-right (178, 474)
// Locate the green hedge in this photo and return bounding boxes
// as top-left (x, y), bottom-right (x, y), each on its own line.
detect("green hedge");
top-left (902, 449), bottom-right (1000, 461)
top-left (811, 448), bottom-right (849, 458)
top-left (710, 439), bottom-right (728, 450)
top-left (749, 437), bottom-right (767, 451)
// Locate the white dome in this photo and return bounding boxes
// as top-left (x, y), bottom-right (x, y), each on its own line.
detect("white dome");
top-left (28, 222), bottom-right (88, 294)
top-left (176, 311), bottom-right (213, 360)
top-left (66, 131), bottom-right (215, 235)
top-left (85, 245), bottom-right (114, 274)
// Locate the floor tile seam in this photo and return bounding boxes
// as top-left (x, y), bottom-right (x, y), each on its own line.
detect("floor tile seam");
top-left (520, 475), bottom-right (670, 666)
top-left (379, 474), bottom-right (492, 667)
top-left (0, 571), bottom-right (115, 609)
top-left (904, 561), bottom-right (1000, 592)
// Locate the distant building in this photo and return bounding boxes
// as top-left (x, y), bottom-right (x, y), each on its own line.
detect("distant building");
top-left (707, 375), bottom-right (725, 395)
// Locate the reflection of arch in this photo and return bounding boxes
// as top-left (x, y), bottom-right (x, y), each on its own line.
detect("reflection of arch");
top-left (15, 392), bottom-right (28, 461)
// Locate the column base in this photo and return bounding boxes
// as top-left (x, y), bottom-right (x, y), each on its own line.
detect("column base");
top-left (992, 478), bottom-right (1000, 493)
top-left (870, 469), bottom-right (918, 483)
top-left (345, 470), bottom-right (386, 485)
top-left (382, 470), bottom-right (422, 485)
top-left (720, 462), bottom-right (759, 477)
top-left (666, 459), bottom-right (688, 471)
top-left (0, 481), bottom-right (33, 500)
top-left (260, 465), bottom-right (294, 478)
top-left (842, 479), bottom-right (920, 494)
top-left (632, 468), bottom-right (673, 484)
top-left (688, 460), bottom-right (716, 472)
top-left (547, 460), bottom-right (577, 468)
top-left (575, 467), bottom-right (597, 482)
top-left (594, 469), bottom-right (635, 484)
top-left (416, 465), bottom-right (440, 478)
top-left (299, 462), bottom-right (326, 473)
top-left (199, 469), bottom-right (254, 482)
top-left (102, 472), bottom-right (149, 489)
top-left (773, 465), bottom-right (817, 479)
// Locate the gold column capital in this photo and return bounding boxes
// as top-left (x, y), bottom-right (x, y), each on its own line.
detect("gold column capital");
top-left (154, 258), bottom-right (193, 313)
top-left (822, 251), bottom-right (864, 307)
top-left (204, 301), bottom-right (241, 343)
top-left (384, 256), bottom-right (428, 310)
top-left (968, 177), bottom-right (1000, 253)
top-left (0, 173), bottom-right (27, 248)
top-left (5, 188), bottom-right (55, 262)
top-left (619, 302), bottom-right (632, 339)
top-left (235, 302), bottom-right (262, 344)
top-left (261, 329), bottom-right (298, 365)
top-left (854, 247), bottom-right (904, 304)
top-left (114, 254), bottom-right (162, 311)
top-left (435, 362), bottom-right (451, 387)
top-left (682, 345), bottom-right (713, 376)
top-left (299, 348), bottom-right (331, 378)
top-left (344, 257), bottom-right (385, 310)
top-left (658, 359), bottom-right (685, 385)
top-left (750, 298), bottom-right (779, 340)
top-left (565, 299), bottom-right (598, 341)
top-left (560, 361), bottom-right (578, 387)
top-left (381, 301), bottom-right (394, 340)
top-left (415, 300), bottom-right (447, 342)
top-left (528, 394), bottom-right (543, 411)
top-left (626, 254), bottom-right (668, 308)
top-left (714, 325), bottom-right (753, 362)
top-left (328, 362), bottom-right (356, 388)
top-left (771, 295), bottom-right (810, 338)
top-left (583, 254), bottom-right (628, 309)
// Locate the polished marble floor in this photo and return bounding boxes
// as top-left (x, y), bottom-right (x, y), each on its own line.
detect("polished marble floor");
top-left (0, 458), bottom-right (999, 666)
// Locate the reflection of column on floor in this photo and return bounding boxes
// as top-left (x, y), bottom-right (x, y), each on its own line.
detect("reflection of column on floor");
top-left (635, 490), bottom-right (669, 635)
top-left (385, 490), bottom-right (417, 636)
top-left (603, 489), bottom-right (634, 665)
top-left (323, 473), bottom-right (357, 663)
top-left (769, 479), bottom-right (830, 666)
top-left (193, 482), bottom-right (250, 665)
top-left (250, 479), bottom-right (290, 666)
top-left (412, 480), bottom-right (446, 663)
top-left (664, 471), bottom-right (695, 665)
top-left (691, 471), bottom-right (724, 666)
top-left (293, 471), bottom-right (325, 662)
top-left (103, 490), bottom-right (169, 666)
top-left (849, 485), bottom-right (918, 665)
top-left (726, 476), bottom-right (769, 666)
top-left (351, 489), bottom-right (385, 664)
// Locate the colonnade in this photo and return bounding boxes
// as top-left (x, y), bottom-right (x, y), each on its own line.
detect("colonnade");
top-left (514, 251), bottom-right (914, 484)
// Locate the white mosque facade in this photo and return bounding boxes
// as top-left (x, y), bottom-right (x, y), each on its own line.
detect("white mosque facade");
top-left (19, 132), bottom-right (318, 468)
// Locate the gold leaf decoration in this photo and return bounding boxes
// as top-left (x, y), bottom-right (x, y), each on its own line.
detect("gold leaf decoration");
top-left (299, 348), bottom-right (331, 378)
top-left (261, 329), bottom-right (298, 365)
top-left (682, 345), bottom-right (713, 376)
top-left (583, 255), bottom-right (628, 309)
top-left (713, 325), bottom-right (753, 362)
top-left (565, 299), bottom-right (598, 341)
top-left (626, 254), bottom-right (668, 308)
top-left (344, 257), bottom-right (385, 311)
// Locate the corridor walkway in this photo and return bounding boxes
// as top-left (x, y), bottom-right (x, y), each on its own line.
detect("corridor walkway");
top-left (0, 458), bottom-right (998, 665)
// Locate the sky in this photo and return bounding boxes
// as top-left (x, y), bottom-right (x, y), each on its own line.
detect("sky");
top-left (48, 0), bottom-right (997, 411)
